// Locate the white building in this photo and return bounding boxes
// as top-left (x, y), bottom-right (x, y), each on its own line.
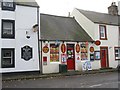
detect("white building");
top-left (0, 0), bottom-right (40, 73)
top-left (71, 2), bottom-right (120, 69)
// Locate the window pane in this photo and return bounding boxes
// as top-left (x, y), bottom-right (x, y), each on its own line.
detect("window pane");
top-left (115, 47), bottom-right (120, 60)
top-left (2, 49), bottom-right (14, 68)
top-left (50, 44), bottom-right (59, 62)
top-left (3, 2), bottom-right (13, 7)
top-left (3, 22), bottom-right (13, 35)
top-left (100, 25), bottom-right (106, 39)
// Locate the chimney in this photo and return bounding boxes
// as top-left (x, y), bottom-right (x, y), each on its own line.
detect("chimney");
top-left (108, 2), bottom-right (118, 15)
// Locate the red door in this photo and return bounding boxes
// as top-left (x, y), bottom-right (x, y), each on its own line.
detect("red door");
top-left (67, 44), bottom-right (75, 70)
top-left (100, 47), bottom-right (109, 68)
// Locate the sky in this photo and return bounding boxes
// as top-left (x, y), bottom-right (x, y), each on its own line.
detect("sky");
top-left (36, 0), bottom-right (120, 16)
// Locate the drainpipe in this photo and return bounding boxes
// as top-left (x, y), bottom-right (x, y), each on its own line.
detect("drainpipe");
top-left (37, 7), bottom-right (41, 73)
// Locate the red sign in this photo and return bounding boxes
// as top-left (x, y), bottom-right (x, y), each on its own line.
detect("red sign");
top-left (95, 40), bottom-right (101, 46)
top-left (61, 43), bottom-right (66, 53)
top-left (76, 43), bottom-right (80, 53)
top-left (43, 45), bottom-right (49, 53)
top-left (90, 46), bottom-right (94, 52)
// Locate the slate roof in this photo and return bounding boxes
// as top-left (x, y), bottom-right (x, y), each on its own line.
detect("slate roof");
top-left (76, 8), bottom-right (120, 26)
top-left (40, 14), bottom-right (93, 42)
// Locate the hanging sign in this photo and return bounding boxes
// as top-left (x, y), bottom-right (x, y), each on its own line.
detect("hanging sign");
top-left (90, 46), bottom-right (94, 52)
top-left (43, 45), bottom-right (49, 53)
top-left (61, 43), bottom-right (66, 53)
top-left (95, 40), bottom-right (101, 46)
top-left (21, 45), bottom-right (32, 61)
top-left (76, 43), bottom-right (80, 53)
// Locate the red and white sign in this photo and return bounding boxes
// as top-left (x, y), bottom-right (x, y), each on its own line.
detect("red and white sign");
top-left (61, 43), bottom-right (66, 53)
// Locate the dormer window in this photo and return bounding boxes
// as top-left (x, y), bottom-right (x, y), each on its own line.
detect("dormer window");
top-left (1, 1), bottom-right (15, 11)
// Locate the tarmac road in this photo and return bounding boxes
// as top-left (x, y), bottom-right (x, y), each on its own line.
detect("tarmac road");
top-left (2, 72), bottom-right (120, 88)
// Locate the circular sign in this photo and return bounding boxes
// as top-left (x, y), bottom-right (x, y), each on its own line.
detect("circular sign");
top-left (95, 40), bottom-right (101, 46)
top-left (76, 43), bottom-right (80, 53)
top-left (43, 45), bottom-right (49, 53)
top-left (61, 43), bottom-right (66, 53)
top-left (90, 46), bottom-right (94, 52)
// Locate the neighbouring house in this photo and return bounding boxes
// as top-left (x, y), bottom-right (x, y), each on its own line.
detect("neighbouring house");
top-left (40, 14), bottom-right (96, 74)
top-left (71, 2), bottom-right (120, 69)
top-left (0, 0), bottom-right (40, 73)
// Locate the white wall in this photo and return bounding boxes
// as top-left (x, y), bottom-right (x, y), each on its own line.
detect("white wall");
top-left (71, 8), bottom-right (119, 69)
top-left (41, 41), bottom-right (99, 74)
top-left (71, 8), bottom-right (95, 40)
top-left (118, 1), bottom-right (120, 15)
top-left (0, 5), bottom-right (39, 73)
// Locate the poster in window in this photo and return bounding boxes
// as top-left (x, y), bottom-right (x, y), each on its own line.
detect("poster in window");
top-left (81, 43), bottom-right (88, 60)
top-left (90, 53), bottom-right (94, 61)
top-left (50, 44), bottom-right (59, 62)
top-left (94, 51), bottom-right (100, 60)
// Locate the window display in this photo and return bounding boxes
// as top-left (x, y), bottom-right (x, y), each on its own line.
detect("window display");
top-left (50, 44), bottom-right (59, 62)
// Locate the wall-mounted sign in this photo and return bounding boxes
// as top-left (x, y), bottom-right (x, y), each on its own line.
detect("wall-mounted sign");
top-left (82, 61), bottom-right (92, 71)
top-left (76, 43), bottom-right (80, 53)
top-left (61, 54), bottom-right (67, 63)
top-left (43, 56), bottom-right (47, 65)
top-left (90, 46), bottom-right (94, 52)
top-left (43, 45), bottom-right (49, 53)
top-left (61, 43), bottom-right (66, 53)
top-left (95, 40), bottom-right (101, 46)
top-left (21, 45), bottom-right (32, 61)
top-left (76, 54), bottom-right (80, 63)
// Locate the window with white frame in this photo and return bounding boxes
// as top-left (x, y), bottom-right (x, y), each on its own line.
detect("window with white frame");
top-left (115, 47), bottom-right (120, 60)
top-left (99, 25), bottom-right (107, 40)
top-left (2, 20), bottom-right (15, 38)
top-left (1, 48), bottom-right (15, 68)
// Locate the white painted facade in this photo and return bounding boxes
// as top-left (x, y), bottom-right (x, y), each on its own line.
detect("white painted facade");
top-left (71, 8), bottom-right (119, 69)
top-left (41, 41), bottom-right (97, 74)
top-left (0, 2), bottom-right (40, 73)
top-left (118, 1), bottom-right (120, 15)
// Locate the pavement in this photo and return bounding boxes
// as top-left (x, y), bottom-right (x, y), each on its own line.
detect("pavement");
top-left (2, 68), bottom-right (118, 81)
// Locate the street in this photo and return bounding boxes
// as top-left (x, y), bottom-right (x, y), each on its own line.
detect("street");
top-left (2, 72), bottom-right (120, 88)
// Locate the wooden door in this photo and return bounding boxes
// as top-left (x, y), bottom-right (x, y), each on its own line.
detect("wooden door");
top-left (67, 44), bottom-right (75, 70)
top-left (100, 47), bottom-right (109, 68)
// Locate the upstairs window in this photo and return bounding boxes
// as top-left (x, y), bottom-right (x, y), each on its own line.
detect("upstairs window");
top-left (119, 27), bottom-right (120, 41)
top-left (1, 20), bottom-right (15, 39)
top-left (1, 1), bottom-right (15, 11)
top-left (99, 25), bottom-right (107, 40)
top-left (115, 47), bottom-right (120, 60)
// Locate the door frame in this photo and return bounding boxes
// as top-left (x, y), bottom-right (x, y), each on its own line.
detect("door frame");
top-left (100, 46), bottom-right (109, 68)
top-left (66, 44), bottom-right (75, 70)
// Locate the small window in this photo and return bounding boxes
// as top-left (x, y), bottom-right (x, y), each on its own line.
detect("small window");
top-left (119, 27), bottom-right (120, 41)
top-left (1, 20), bottom-right (15, 39)
top-left (50, 44), bottom-right (59, 62)
top-left (1, 48), bottom-right (15, 68)
top-left (115, 47), bottom-right (120, 60)
top-left (99, 25), bottom-right (107, 40)
top-left (1, 1), bottom-right (15, 11)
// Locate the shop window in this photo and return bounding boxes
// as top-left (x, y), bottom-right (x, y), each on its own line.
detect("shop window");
top-left (1, 19), bottom-right (15, 39)
top-left (1, 1), bottom-right (15, 11)
top-left (1, 48), bottom-right (15, 68)
top-left (115, 47), bottom-right (120, 60)
top-left (50, 44), bottom-right (59, 62)
top-left (99, 25), bottom-right (107, 40)
top-left (81, 43), bottom-right (88, 60)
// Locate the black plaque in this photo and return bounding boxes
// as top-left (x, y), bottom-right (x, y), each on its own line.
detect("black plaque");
top-left (21, 45), bottom-right (32, 61)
